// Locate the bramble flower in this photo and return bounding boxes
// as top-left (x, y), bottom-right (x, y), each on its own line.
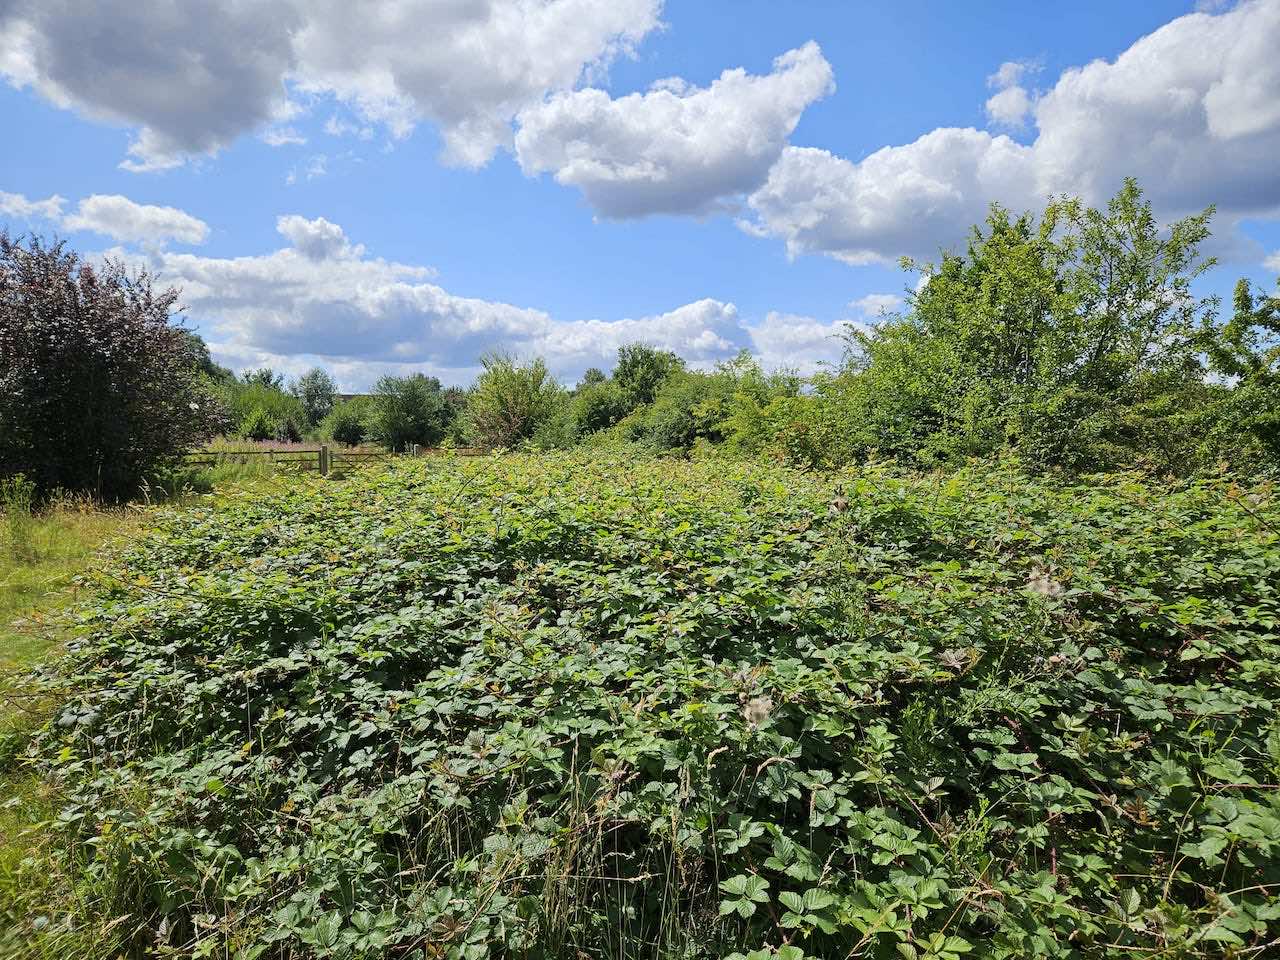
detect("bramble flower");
top-left (1026, 569), bottom-right (1065, 598)
top-left (743, 696), bottom-right (774, 727)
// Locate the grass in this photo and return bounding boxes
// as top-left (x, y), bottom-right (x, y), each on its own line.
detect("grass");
top-left (0, 500), bottom-right (142, 673)
top-left (0, 497), bottom-right (147, 960)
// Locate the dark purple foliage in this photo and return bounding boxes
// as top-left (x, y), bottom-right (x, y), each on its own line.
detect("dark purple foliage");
top-left (0, 233), bottom-right (219, 500)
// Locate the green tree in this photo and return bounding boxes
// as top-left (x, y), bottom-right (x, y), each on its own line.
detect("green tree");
top-left (1195, 276), bottom-right (1280, 468)
top-left (464, 354), bottom-right (563, 448)
top-left (177, 330), bottom-right (234, 382)
top-left (291, 367), bottom-right (337, 427)
top-left (577, 367), bottom-right (608, 389)
top-left (613, 343), bottom-right (685, 409)
top-left (366, 374), bottom-right (449, 450)
top-left (838, 178), bottom-right (1218, 470)
top-left (241, 367), bottom-right (285, 390)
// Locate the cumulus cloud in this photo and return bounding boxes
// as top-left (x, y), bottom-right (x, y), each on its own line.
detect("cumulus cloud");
top-left (745, 131), bottom-right (1036, 266)
top-left (0, 0), bottom-right (302, 171)
top-left (746, 311), bottom-right (851, 374)
top-left (0, 189), bottom-right (208, 246)
top-left (743, 0), bottom-right (1280, 266)
top-left (1265, 250), bottom-right (1280, 273)
top-left (0, 189), bottom-right (65, 221)
top-left (274, 214), bottom-right (363, 260)
top-left (985, 86), bottom-right (1033, 127)
top-left (984, 59), bottom-right (1037, 128)
top-left (63, 194), bottom-right (209, 245)
top-left (0, 0), bottom-right (664, 171)
top-left (130, 214), bottom-right (798, 385)
top-left (514, 42), bottom-right (834, 218)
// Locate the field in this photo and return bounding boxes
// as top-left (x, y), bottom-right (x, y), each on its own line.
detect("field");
top-left (2, 453), bottom-right (1279, 958)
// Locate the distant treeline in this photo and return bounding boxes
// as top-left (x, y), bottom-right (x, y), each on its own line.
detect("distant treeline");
top-left (2, 178), bottom-right (1277, 499)
top-left (202, 179), bottom-right (1280, 476)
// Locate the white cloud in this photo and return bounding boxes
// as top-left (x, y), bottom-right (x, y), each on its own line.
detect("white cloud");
top-left (323, 115), bottom-right (374, 140)
top-left (514, 42), bottom-right (834, 218)
top-left (984, 59), bottom-right (1038, 128)
top-left (747, 311), bottom-right (851, 373)
top-left (850, 293), bottom-right (903, 317)
top-left (985, 85), bottom-right (1033, 127)
top-left (286, 155), bottom-right (330, 185)
top-left (262, 127), bottom-right (306, 147)
top-left (744, 0), bottom-right (1280, 266)
top-left (0, 189), bottom-right (65, 222)
top-left (987, 60), bottom-right (1036, 91)
top-left (274, 214), bottom-right (363, 260)
top-left (123, 213), bottom-right (842, 386)
top-left (1, 190), bottom-right (207, 246)
top-left (0, 0), bottom-right (664, 171)
top-left (746, 131), bottom-right (1037, 266)
top-left (1265, 250), bottom-right (1280, 273)
top-left (63, 194), bottom-right (209, 245)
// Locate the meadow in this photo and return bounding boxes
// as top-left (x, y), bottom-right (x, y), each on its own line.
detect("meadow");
top-left (2, 452), bottom-right (1277, 959)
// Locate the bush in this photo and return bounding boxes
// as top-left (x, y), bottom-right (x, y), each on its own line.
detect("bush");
top-left (319, 399), bottom-right (371, 446)
top-left (238, 406), bottom-right (275, 442)
top-left (464, 353), bottom-right (563, 448)
top-left (366, 374), bottom-right (450, 450)
top-left (218, 380), bottom-right (309, 442)
top-left (37, 455), bottom-right (1280, 957)
top-left (0, 234), bottom-right (219, 499)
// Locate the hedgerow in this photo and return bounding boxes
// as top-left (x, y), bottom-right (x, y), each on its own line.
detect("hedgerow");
top-left (22, 454), bottom-right (1280, 957)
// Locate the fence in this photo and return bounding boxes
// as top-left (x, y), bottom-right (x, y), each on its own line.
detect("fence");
top-left (181, 444), bottom-right (487, 476)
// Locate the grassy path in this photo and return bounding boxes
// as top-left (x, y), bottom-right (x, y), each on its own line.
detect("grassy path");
top-left (0, 503), bottom-right (146, 960)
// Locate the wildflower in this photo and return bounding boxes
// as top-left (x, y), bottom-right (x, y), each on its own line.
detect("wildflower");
top-left (743, 696), bottom-right (774, 727)
top-left (827, 485), bottom-right (848, 516)
top-left (1026, 569), bottom-right (1065, 599)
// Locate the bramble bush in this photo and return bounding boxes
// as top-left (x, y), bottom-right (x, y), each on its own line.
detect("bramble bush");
top-left (16, 453), bottom-right (1280, 958)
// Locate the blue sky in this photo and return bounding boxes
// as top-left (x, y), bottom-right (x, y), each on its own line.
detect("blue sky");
top-left (2, 0), bottom-right (1279, 388)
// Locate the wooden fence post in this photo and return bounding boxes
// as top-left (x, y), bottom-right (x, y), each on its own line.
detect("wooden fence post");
top-left (319, 445), bottom-right (330, 477)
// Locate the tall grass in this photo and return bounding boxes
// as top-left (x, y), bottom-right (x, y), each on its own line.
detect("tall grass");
top-left (0, 474), bottom-right (36, 564)
top-left (0, 497), bottom-right (146, 960)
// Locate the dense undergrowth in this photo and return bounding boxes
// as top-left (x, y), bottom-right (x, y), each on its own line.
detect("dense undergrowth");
top-left (8, 453), bottom-right (1280, 958)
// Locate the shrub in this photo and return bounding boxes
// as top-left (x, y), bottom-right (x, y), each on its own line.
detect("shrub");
top-left (238, 406), bottom-right (275, 442)
top-left (366, 374), bottom-right (450, 450)
top-left (218, 381), bottom-right (309, 441)
top-left (319, 399), bottom-right (371, 446)
top-left (0, 234), bottom-right (218, 499)
top-left (35, 455), bottom-right (1280, 958)
top-left (464, 353), bottom-right (563, 448)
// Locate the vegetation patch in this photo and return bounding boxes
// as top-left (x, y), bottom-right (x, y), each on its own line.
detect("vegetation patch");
top-left (13, 453), bottom-right (1278, 958)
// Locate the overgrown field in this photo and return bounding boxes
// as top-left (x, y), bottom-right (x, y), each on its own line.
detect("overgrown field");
top-left (8, 454), bottom-right (1280, 958)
